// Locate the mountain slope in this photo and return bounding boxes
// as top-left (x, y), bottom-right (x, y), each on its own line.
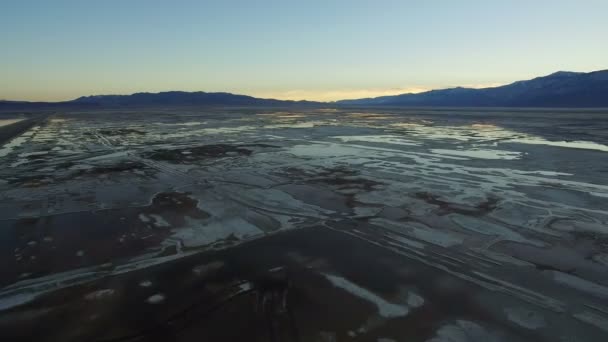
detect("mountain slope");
top-left (337, 70), bottom-right (608, 107)
top-left (0, 91), bottom-right (319, 110)
top-left (71, 91), bottom-right (317, 107)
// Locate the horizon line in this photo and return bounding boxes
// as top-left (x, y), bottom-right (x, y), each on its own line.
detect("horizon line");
top-left (2, 68), bottom-right (606, 103)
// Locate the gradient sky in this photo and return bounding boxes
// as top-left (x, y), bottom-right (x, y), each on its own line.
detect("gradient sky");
top-left (1, 0), bottom-right (607, 102)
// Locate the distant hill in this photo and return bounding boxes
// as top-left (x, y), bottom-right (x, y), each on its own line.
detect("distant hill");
top-left (336, 70), bottom-right (608, 107)
top-left (0, 100), bottom-right (98, 111)
top-left (0, 91), bottom-right (319, 110)
top-left (71, 91), bottom-right (318, 107)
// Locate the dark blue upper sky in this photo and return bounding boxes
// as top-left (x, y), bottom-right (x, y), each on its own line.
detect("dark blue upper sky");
top-left (1, 0), bottom-right (607, 101)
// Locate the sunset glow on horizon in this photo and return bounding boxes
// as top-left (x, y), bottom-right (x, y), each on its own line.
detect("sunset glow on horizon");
top-left (1, 0), bottom-right (606, 102)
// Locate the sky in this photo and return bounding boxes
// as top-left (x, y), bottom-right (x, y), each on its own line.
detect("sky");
top-left (1, 0), bottom-right (607, 102)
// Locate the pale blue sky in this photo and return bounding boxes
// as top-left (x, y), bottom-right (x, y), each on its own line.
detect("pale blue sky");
top-left (1, 0), bottom-right (607, 101)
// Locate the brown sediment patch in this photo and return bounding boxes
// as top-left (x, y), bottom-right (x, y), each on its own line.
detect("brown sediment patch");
top-left (548, 218), bottom-right (608, 250)
top-left (493, 240), bottom-right (607, 283)
top-left (315, 176), bottom-right (382, 191)
top-left (23, 153), bottom-right (50, 160)
top-left (147, 192), bottom-right (209, 225)
top-left (0, 192), bottom-right (209, 287)
top-left (343, 193), bottom-right (384, 209)
top-left (315, 165), bottom-right (358, 178)
top-left (142, 144), bottom-right (254, 163)
top-left (306, 166), bottom-right (383, 192)
top-left (98, 128), bottom-right (147, 136)
top-left (7, 161), bottom-right (151, 186)
top-left (72, 161), bottom-right (148, 178)
top-left (414, 192), bottom-right (499, 216)
top-left (7, 175), bottom-right (54, 188)
top-left (281, 166), bottom-right (384, 210)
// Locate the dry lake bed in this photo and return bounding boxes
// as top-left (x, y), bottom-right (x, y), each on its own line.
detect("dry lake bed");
top-left (0, 108), bottom-right (607, 341)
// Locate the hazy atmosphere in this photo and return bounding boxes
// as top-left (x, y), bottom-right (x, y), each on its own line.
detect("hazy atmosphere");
top-left (1, 0), bottom-right (607, 101)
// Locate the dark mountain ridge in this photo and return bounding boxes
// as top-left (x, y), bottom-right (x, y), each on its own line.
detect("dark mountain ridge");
top-left (71, 91), bottom-right (317, 107)
top-left (0, 91), bottom-right (319, 110)
top-left (336, 70), bottom-right (608, 107)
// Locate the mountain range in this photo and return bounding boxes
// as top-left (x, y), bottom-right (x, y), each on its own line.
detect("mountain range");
top-left (0, 92), bottom-right (318, 110)
top-left (337, 70), bottom-right (608, 107)
top-left (1, 70), bottom-right (607, 110)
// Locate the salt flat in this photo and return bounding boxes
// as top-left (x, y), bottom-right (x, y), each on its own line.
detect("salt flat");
top-left (0, 107), bottom-right (607, 341)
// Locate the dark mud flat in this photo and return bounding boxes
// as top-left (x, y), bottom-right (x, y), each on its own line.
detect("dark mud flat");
top-left (1, 108), bottom-right (608, 341)
top-left (0, 192), bottom-right (208, 287)
top-left (142, 143), bottom-right (278, 164)
top-left (0, 226), bottom-right (555, 342)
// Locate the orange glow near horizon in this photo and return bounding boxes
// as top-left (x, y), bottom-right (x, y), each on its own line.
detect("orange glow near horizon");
top-left (2, 83), bottom-right (508, 103)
